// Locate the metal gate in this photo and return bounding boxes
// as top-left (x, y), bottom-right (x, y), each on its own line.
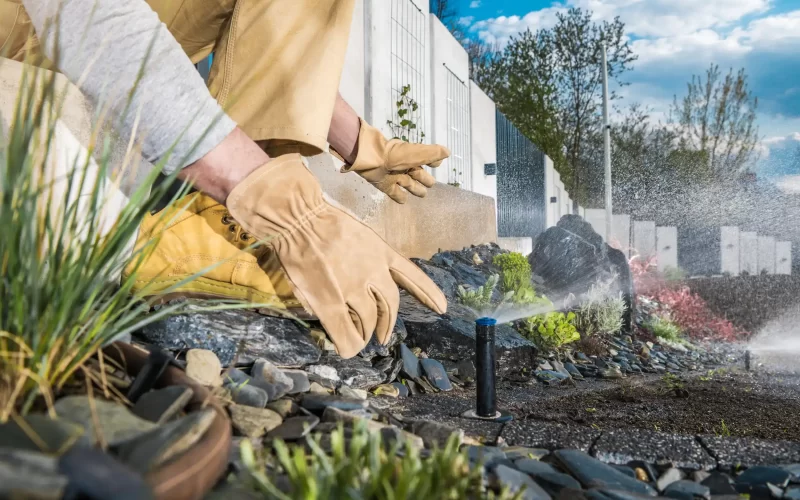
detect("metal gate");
top-left (496, 111), bottom-right (546, 239)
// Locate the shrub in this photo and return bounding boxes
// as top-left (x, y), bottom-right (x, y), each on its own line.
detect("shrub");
top-left (239, 421), bottom-right (521, 499)
top-left (644, 315), bottom-right (682, 342)
top-left (457, 274), bottom-right (499, 311)
top-left (648, 286), bottom-right (749, 342)
top-left (523, 311), bottom-right (580, 351)
top-left (492, 252), bottom-right (532, 295)
top-left (662, 266), bottom-right (687, 282)
top-left (574, 278), bottom-right (626, 338)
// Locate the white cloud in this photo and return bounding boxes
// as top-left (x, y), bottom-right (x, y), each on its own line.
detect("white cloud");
top-left (631, 29), bottom-right (750, 65)
top-left (469, 0), bottom-right (481, 8)
top-left (469, 7), bottom-right (564, 46)
top-left (458, 16), bottom-right (475, 27)
top-left (730, 10), bottom-right (800, 49)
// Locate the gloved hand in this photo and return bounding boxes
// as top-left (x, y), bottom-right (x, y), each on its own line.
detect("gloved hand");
top-left (332, 119), bottom-right (450, 204)
top-left (226, 154), bottom-right (448, 358)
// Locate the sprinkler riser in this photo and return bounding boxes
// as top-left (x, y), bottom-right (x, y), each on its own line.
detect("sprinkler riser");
top-left (475, 318), bottom-right (497, 418)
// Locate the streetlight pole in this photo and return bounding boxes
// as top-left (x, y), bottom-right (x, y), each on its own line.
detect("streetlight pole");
top-left (602, 43), bottom-right (613, 242)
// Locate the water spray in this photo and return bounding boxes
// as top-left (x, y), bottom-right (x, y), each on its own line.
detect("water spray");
top-left (462, 317), bottom-right (512, 422)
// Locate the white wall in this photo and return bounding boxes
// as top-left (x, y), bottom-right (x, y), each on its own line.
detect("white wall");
top-left (632, 221), bottom-right (657, 260)
top-left (583, 209), bottom-right (630, 255)
top-left (469, 82), bottom-right (497, 204)
top-left (545, 157), bottom-right (556, 228)
top-left (340, 0), bottom-right (366, 117)
top-left (776, 241), bottom-right (793, 275)
top-left (498, 237), bottom-right (533, 257)
top-left (758, 236), bottom-right (776, 274)
top-left (740, 231), bottom-right (759, 275)
top-left (720, 226), bottom-right (740, 276)
top-left (430, 15), bottom-right (470, 187)
top-left (553, 171), bottom-right (564, 225)
top-left (656, 226), bottom-right (678, 271)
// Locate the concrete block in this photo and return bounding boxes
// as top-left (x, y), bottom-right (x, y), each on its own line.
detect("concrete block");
top-left (776, 241), bottom-right (792, 275)
top-left (656, 226), bottom-right (678, 272)
top-left (720, 226), bottom-right (740, 276)
top-left (632, 221), bottom-right (657, 260)
top-left (498, 237), bottom-right (533, 257)
top-left (740, 232), bottom-right (759, 275)
top-left (470, 82), bottom-right (497, 204)
top-left (583, 209), bottom-right (631, 257)
top-left (757, 236), bottom-right (776, 275)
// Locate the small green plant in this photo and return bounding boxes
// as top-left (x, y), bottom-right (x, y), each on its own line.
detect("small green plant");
top-left (645, 315), bottom-right (682, 342)
top-left (387, 84), bottom-right (425, 143)
top-left (716, 419), bottom-right (732, 437)
top-left (448, 168), bottom-right (462, 188)
top-left (661, 373), bottom-right (685, 392)
top-left (574, 278), bottom-right (626, 337)
top-left (239, 421), bottom-right (521, 499)
top-left (457, 274), bottom-right (499, 311)
top-left (523, 311), bottom-right (580, 350)
top-left (493, 252), bottom-right (533, 296)
top-left (662, 266), bottom-right (687, 282)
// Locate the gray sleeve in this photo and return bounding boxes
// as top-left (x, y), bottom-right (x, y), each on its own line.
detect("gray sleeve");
top-left (21, 0), bottom-right (237, 173)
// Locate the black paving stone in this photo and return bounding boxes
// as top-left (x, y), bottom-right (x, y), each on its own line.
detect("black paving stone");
top-left (698, 435), bottom-right (800, 469)
top-left (592, 428), bottom-right (715, 470)
top-left (502, 420), bottom-right (602, 452)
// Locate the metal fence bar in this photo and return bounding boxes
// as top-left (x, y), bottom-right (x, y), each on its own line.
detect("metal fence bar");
top-left (390, 0), bottom-right (426, 143)
top-left (444, 64), bottom-right (470, 190)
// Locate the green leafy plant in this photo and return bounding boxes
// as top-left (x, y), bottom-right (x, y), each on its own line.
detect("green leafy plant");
top-left (574, 278), bottom-right (626, 337)
top-left (523, 311), bottom-right (580, 350)
top-left (716, 419), bottom-right (732, 437)
top-left (239, 421), bottom-right (521, 499)
top-left (457, 274), bottom-right (500, 311)
top-left (492, 252), bottom-right (533, 296)
top-left (661, 266), bottom-right (687, 282)
top-left (387, 84), bottom-right (425, 143)
top-left (645, 315), bottom-right (682, 342)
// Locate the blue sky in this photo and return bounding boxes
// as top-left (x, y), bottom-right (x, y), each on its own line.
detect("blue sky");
top-left (454, 0), bottom-right (800, 179)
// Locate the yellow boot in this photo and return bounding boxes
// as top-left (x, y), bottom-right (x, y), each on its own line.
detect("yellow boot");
top-left (123, 193), bottom-right (288, 309)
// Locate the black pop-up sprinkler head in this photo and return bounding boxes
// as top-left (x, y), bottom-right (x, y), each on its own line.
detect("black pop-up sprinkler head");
top-left (475, 317), bottom-right (497, 417)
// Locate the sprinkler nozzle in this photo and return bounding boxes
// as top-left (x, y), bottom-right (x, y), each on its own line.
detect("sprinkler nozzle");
top-left (475, 317), bottom-right (497, 418)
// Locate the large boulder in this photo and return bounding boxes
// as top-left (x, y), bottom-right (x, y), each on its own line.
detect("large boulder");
top-left (607, 246), bottom-right (635, 335)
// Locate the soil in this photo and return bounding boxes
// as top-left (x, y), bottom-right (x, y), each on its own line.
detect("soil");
top-left (517, 369), bottom-right (800, 441)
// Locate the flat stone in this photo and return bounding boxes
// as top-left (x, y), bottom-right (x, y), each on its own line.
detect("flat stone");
top-left (594, 487), bottom-right (658, 499)
top-left (691, 471), bottom-right (710, 483)
top-left (321, 407), bottom-right (421, 447)
top-left (282, 369), bottom-right (310, 394)
top-left (339, 386), bottom-right (368, 400)
top-left (593, 428), bottom-right (715, 470)
top-left (136, 308), bottom-right (321, 366)
top-left (229, 405), bottom-right (283, 438)
top-left (399, 343), bottom-right (421, 379)
top-left (554, 449), bottom-right (657, 496)
top-left (0, 448), bottom-right (67, 500)
top-left (700, 472), bottom-right (736, 495)
top-left (515, 458), bottom-right (558, 476)
top-left (663, 480), bottom-right (710, 499)
top-left (409, 420), bottom-right (464, 448)
top-left (377, 426), bottom-right (425, 450)
top-left (359, 318), bottom-right (408, 359)
top-left (231, 383), bottom-right (269, 408)
top-left (564, 362), bottom-right (584, 379)
top-left (491, 464), bottom-right (552, 500)
top-left (785, 486), bottom-right (800, 499)
top-left (185, 349), bottom-right (223, 387)
top-left (267, 416), bottom-right (320, 441)
top-left (656, 468), bottom-right (686, 492)
top-left (465, 445), bottom-right (507, 464)
top-left (252, 359), bottom-right (294, 399)
top-left (132, 386), bottom-right (193, 424)
top-left (0, 414), bottom-right (86, 454)
top-left (698, 435), bottom-right (800, 469)
top-left (550, 361), bottom-right (572, 379)
top-left (503, 421), bottom-right (602, 453)
top-left (58, 446), bottom-right (152, 500)
top-left (392, 382), bottom-right (409, 397)
top-left (55, 396), bottom-right (156, 447)
top-left (113, 408), bottom-right (216, 473)
top-left (301, 394), bottom-right (368, 413)
top-left (534, 471), bottom-right (582, 495)
top-left (419, 358), bottom-right (453, 391)
top-left (506, 447), bottom-right (550, 461)
top-left (318, 352), bottom-right (385, 389)
top-left (266, 399), bottom-right (298, 419)
top-left (373, 356), bottom-right (394, 374)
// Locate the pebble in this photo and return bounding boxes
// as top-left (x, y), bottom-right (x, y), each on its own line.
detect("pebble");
top-left (185, 349), bottom-right (223, 387)
top-left (252, 359), bottom-right (294, 399)
top-left (266, 399), bottom-right (298, 419)
top-left (229, 405), bottom-right (283, 438)
top-left (113, 408), bottom-right (216, 473)
top-left (132, 386), bottom-right (193, 424)
top-left (701, 472), bottom-right (736, 495)
top-left (231, 383), bottom-right (269, 408)
top-left (59, 446), bottom-right (152, 500)
top-left (554, 450), bottom-right (657, 496)
top-left (392, 382), bottom-right (409, 397)
top-left (409, 420), bottom-right (464, 448)
top-left (662, 480), bottom-right (710, 500)
top-left (399, 344), bottom-right (421, 379)
top-left (491, 464), bottom-right (552, 500)
top-left (338, 386), bottom-right (368, 400)
top-left (634, 468), bottom-right (649, 482)
top-left (0, 448), bottom-right (67, 500)
top-left (691, 470), bottom-right (710, 483)
top-left (55, 396), bottom-right (156, 447)
top-left (0, 413), bottom-right (86, 453)
top-left (301, 394), bottom-right (369, 413)
top-left (267, 416), bottom-right (320, 441)
top-left (657, 468), bottom-right (686, 492)
top-left (282, 369), bottom-right (311, 394)
top-left (305, 365), bottom-right (340, 384)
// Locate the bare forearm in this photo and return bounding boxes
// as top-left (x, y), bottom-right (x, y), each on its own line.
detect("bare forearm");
top-left (328, 93), bottom-right (361, 164)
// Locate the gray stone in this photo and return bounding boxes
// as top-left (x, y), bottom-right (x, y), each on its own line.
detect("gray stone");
top-left (385, 358), bottom-right (404, 383)
top-left (282, 369), bottom-right (311, 394)
top-left (229, 405), bottom-right (283, 438)
top-left (414, 261), bottom-right (459, 301)
top-left (503, 421), bottom-right (602, 453)
top-left (55, 396), bottom-right (156, 447)
top-left (185, 349), bottom-right (223, 387)
top-left (533, 471), bottom-right (582, 495)
top-left (465, 445), bottom-right (507, 464)
top-left (0, 448), bottom-right (67, 500)
top-left (267, 416), bottom-right (320, 440)
top-left (456, 359), bottom-right (477, 380)
top-left (656, 468), bottom-right (686, 492)
top-left (691, 471), bottom-right (711, 483)
top-left (505, 447), bottom-right (550, 461)
top-left (252, 359), bottom-right (294, 399)
top-left (301, 394), bottom-right (369, 413)
top-left (266, 399), bottom-right (298, 419)
top-left (231, 383), bottom-right (269, 408)
top-left (785, 486), bottom-right (800, 499)
top-left (372, 356), bottom-right (394, 374)
top-left (408, 420), bottom-right (464, 448)
top-left (663, 480), bottom-right (710, 500)
top-left (698, 435), bottom-right (800, 469)
top-left (136, 308), bottom-right (321, 366)
top-left (592, 428), bottom-right (715, 471)
top-left (564, 362), bottom-right (584, 379)
top-left (0, 414), bottom-right (86, 453)
top-left (550, 361), bottom-right (572, 379)
top-left (554, 449), bottom-right (658, 496)
top-left (515, 459), bottom-right (558, 476)
top-left (308, 382), bottom-right (331, 394)
top-left (318, 353), bottom-right (385, 389)
top-left (392, 382), bottom-right (409, 397)
top-left (113, 408), bottom-right (216, 473)
top-left (420, 358), bottom-right (453, 391)
top-left (491, 464), bottom-right (553, 500)
top-left (593, 489), bottom-right (658, 499)
top-left (359, 319), bottom-right (408, 359)
top-left (700, 472), bottom-right (736, 495)
top-left (339, 386), bottom-right (368, 400)
top-left (399, 343), bottom-right (421, 379)
top-left (132, 386), bottom-right (193, 423)
top-left (58, 446), bottom-right (153, 500)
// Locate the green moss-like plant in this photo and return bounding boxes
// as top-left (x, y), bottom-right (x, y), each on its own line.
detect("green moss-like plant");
top-left (574, 278), bottom-right (626, 338)
top-left (492, 252), bottom-right (532, 295)
top-left (457, 274), bottom-right (501, 311)
top-left (645, 315), bottom-right (682, 342)
top-left (523, 311), bottom-right (580, 351)
top-left (239, 421), bottom-right (521, 500)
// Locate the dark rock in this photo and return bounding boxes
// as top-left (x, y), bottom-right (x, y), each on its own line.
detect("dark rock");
top-left (385, 358), bottom-right (404, 383)
top-left (0, 448), bottom-right (67, 500)
top-left (606, 246), bottom-right (634, 335)
top-left (663, 480), bottom-right (710, 499)
top-left (492, 464), bottom-right (553, 499)
top-left (592, 427), bottom-right (715, 471)
top-left (282, 369), bottom-right (311, 394)
top-left (554, 449), bottom-right (658, 496)
top-left (231, 384), bottom-right (269, 408)
top-left (267, 416), bottom-right (320, 440)
top-left (611, 466), bottom-right (636, 479)
top-left (465, 445), bottom-right (507, 464)
top-left (534, 471), bottom-right (583, 496)
top-left (359, 319), bottom-right (408, 359)
top-left (0, 414), bottom-right (86, 453)
top-left (515, 459), bottom-right (558, 476)
top-left (557, 215), bottom-right (607, 258)
top-left (136, 308), bottom-right (321, 367)
top-left (592, 489), bottom-right (658, 499)
top-left (372, 356), bottom-right (394, 374)
top-left (735, 465), bottom-right (791, 497)
top-left (399, 343), bottom-right (421, 379)
top-left (252, 359), bottom-right (294, 399)
top-left (564, 362), bottom-right (584, 380)
top-left (785, 486), bottom-right (800, 499)
top-left (300, 394), bottom-right (369, 413)
top-left (59, 446), bottom-right (153, 500)
top-left (305, 365), bottom-right (340, 386)
top-left (132, 386), bottom-right (193, 424)
top-left (408, 420), bottom-right (464, 448)
top-left (414, 260), bottom-right (459, 301)
top-left (392, 382), bottom-right (409, 397)
top-left (506, 447), bottom-right (550, 461)
top-left (503, 421), bottom-right (601, 453)
top-left (318, 353), bottom-right (385, 389)
top-left (456, 359), bottom-right (477, 380)
top-left (420, 358), bottom-right (453, 391)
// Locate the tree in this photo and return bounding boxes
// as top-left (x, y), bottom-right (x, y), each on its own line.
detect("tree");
top-left (429, 0), bottom-right (460, 33)
top-left (672, 64), bottom-right (760, 181)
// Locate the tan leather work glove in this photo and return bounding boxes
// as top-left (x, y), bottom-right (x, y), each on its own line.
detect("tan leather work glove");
top-left (226, 154), bottom-right (448, 358)
top-left (332, 119), bottom-right (450, 204)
